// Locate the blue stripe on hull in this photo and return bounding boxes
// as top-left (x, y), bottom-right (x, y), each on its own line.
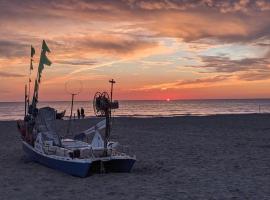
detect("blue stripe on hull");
top-left (22, 143), bottom-right (91, 177)
top-left (104, 159), bottom-right (136, 173)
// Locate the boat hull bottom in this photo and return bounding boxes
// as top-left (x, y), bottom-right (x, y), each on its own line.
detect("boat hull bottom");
top-left (90, 158), bottom-right (136, 174)
top-left (23, 142), bottom-right (135, 177)
top-left (23, 142), bottom-right (91, 177)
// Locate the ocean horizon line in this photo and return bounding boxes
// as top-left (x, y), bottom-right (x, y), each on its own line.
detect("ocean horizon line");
top-left (2, 98), bottom-right (270, 103)
top-left (1, 98), bottom-right (270, 121)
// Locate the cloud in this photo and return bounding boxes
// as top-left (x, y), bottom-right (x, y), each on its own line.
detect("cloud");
top-left (187, 54), bottom-right (270, 81)
top-left (76, 35), bottom-right (160, 56)
top-left (134, 51), bottom-right (270, 92)
top-left (55, 59), bottom-right (97, 66)
top-left (0, 40), bottom-right (28, 58)
top-left (2, 0), bottom-right (270, 14)
top-left (177, 75), bottom-right (231, 85)
top-left (238, 71), bottom-right (270, 81)
top-left (192, 56), bottom-right (270, 73)
top-left (126, 0), bottom-right (270, 12)
top-left (49, 34), bottom-right (164, 60)
top-left (0, 33), bottom-right (163, 62)
top-left (0, 71), bottom-right (25, 78)
top-left (1, 0), bottom-right (270, 44)
top-left (134, 75), bottom-right (231, 91)
top-left (125, 0), bottom-right (193, 10)
top-left (255, 0), bottom-right (270, 11)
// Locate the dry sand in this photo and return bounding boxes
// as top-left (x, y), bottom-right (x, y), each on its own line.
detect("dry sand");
top-left (0, 114), bottom-right (270, 199)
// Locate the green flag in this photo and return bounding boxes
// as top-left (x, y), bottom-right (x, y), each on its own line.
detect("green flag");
top-left (38, 73), bottom-right (41, 83)
top-left (30, 46), bottom-right (35, 70)
top-left (30, 59), bottom-right (34, 70)
top-left (38, 40), bottom-right (52, 79)
top-left (38, 54), bottom-right (52, 78)
top-left (31, 40), bottom-right (51, 109)
top-left (42, 40), bottom-right (51, 53)
top-left (31, 45), bottom-right (35, 57)
top-left (41, 54), bottom-right (52, 66)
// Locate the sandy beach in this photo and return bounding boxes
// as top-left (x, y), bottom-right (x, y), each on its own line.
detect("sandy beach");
top-left (1, 114), bottom-right (270, 199)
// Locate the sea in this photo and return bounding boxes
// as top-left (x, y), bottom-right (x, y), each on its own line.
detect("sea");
top-left (1, 99), bottom-right (270, 121)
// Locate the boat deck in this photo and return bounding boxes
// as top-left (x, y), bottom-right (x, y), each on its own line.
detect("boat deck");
top-left (61, 139), bottom-right (90, 149)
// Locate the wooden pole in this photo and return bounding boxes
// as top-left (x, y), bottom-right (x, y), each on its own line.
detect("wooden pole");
top-left (67, 93), bottom-right (76, 136)
top-left (69, 94), bottom-right (75, 119)
top-left (31, 51), bottom-right (43, 110)
top-left (27, 78), bottom-right (31, 111)
top-left (24, 84), bottom-right (27, 118)
top-left (109, 79), bottom-right (115, 102)
top-left (106, 79), bottom-right (116, 156)
top-left (104, 109), bottom-right (110, 157)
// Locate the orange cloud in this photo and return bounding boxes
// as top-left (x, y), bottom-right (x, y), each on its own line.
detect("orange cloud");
top-left (53, 34), bottom-right (163, 59)
top-left (132, 75), bottom-right (233, 91)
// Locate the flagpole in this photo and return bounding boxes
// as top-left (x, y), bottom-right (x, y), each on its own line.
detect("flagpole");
top-left (28, 45), bottom-right (35, 112)
top-left (32, 53), bottom-right (42, 111)
top-left (66, 93), bottom-right (76, 135)
top-left (27, 62), bottom-right (31, 110)
top-left (24, 84), bottom-right (27, 118)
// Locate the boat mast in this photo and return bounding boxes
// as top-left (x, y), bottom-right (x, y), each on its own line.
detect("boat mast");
top-left (27, 45), bottom-right (35, 111)
top-left (104, 79), bottom-right (116, 156)
top-left (30, 40), bottom-right (51, 116)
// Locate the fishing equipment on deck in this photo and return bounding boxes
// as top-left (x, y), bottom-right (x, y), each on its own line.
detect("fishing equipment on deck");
top-left (93, 79), bottom-right (119, 156)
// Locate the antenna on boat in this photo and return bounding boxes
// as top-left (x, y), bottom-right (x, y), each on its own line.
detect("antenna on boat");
top-left (65, 79), bottom-right (82, 135)
top-left (93, 79), bottom-right (119, 156)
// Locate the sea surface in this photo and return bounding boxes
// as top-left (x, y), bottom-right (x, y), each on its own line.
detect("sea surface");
top-left (1, 99), bottom-right (270, 121)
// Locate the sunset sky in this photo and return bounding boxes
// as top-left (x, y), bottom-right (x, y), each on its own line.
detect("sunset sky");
top-left (0, 0), bottom-right (270, 101)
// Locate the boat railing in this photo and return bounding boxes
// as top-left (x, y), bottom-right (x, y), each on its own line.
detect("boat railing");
top-left (110, 144), bottom-right (135, 157)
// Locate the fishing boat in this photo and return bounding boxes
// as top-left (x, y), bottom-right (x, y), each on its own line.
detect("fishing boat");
top-left (17, 41), bottom-right (136, 177)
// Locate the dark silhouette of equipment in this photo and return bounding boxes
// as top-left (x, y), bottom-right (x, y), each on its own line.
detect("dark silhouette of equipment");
top-left (93, 92), bottom-right (119, 117)
top-left (93, 80), bottom-right (118, 156)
